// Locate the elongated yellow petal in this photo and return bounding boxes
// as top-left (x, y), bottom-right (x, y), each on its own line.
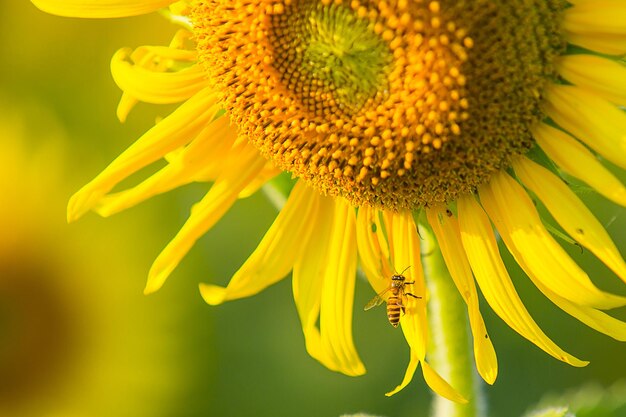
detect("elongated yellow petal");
top-left (386, 357), bottom-right (468, 404)
top-left (527, 274), bottom-right (626, 342)
top-left (385, 352), bottom-right (419, 397)
top-left (68, 88), bottom-right (219, 222)
top-left (557, 55), bottom-right (626, 107)
top-left (200, 180), bottom-right (317, 304)
top-left (421, 361), bottom-right (468, 404)
top-left (111, 49), bottom-right (208, 105)
top-left (318, 199), bottom-right (365, 376)
top-left (564, 32), bottom-right (626, 55)
top-left (457, 194), bottom-right (587, 367)
top-left (387, 212), bottom-right (427, 359)
top-left (292, 193), bottom-right (333, 369)
top-left (562, 0), bottom-right (626, 54)
top-left (564, 1), bottom-right (626, 36)
top-left (545, 85), bottom-right (626, 169)
top-left (426, 206), bottom-right (498, 385)
top-left (385, 212), bottom-right (465, 399)
top-left (533, 123), bottom-right (626, 207)
top-left (356, 206), bottom-right (392, 295)
top-left (95, 117), bottom-right (237, 217)
top-left (514, 157), bottom-right (626, 286)
top-left (479, 169), bottom-right (626, 310)
top-left (32, 0), bottom-right (174, 18)
top-left (237, 163), bottom-right (282, 199)
top-left (146, 142), bottom-right (266, 293)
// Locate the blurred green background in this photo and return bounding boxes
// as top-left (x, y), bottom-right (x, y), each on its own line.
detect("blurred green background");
top-left (1, 2), bottom-right (625, 416)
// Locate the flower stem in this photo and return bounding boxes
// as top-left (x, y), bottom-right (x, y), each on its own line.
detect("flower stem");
top-left (420, 224), bottom-right (485, 417)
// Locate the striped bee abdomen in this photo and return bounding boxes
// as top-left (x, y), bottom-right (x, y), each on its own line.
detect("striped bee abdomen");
top-left (386, 293), bottom-right (402, 327)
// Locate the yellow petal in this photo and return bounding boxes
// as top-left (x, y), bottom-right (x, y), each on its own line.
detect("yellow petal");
top-left (557, 55), bottom-right (626, 107)
top-left (95, 117), bottom-right (237, 217)
top-left (111, 49), bottom-right (208, 105)
top-left (237, 163), bottom-right (282, 199)
top-left (426, 206), bottom-right (498, 385)
top-left (319, 198), bottom-right (366, 376)
top-left (68, 87), bottom-right (219, 222)
top-left (292, 193), bottom-right (332, 369)
top-left (356, 206), bottom-right (393, 295)
top-left (533, 123), bottom-right (626, 207)
top-left (32, 0), bottom-right (175, 18)
top-left (479, 169), bottom-right (626, 310)
top-left (200, 180), bottom-right (317, 304)
top-left (385, 358), bottom-right (468, 404)
top-left (116, 92), bottom-right (139, 124)
top-left (457, 194), bottom-right (587, 367)
top-left (564, 32), bottom-right (626, 56)
top-left (545, 85), bottom-right (626, 169)
top-left (421, 361), bottom-right (468, 404)
top-left (387, 212), bottom-right (427, 359)
top-left (385, 212), bottom-right (440, 397)
top-left (527, 275), bottom-right (626, 342)
top-left (146, 142), bottom-right (266, 293)
top-left (385, 351), bottom-right (419, 397)
top-left (114, 39), bottom-right (197, 121)
top-left (514, 157), bottom-right (626, 286)
top-left (564, 1), bottom-right (626, 36)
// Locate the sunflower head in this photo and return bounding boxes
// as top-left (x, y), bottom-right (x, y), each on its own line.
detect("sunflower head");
top-left (193, 0), bottom-right (566, 210)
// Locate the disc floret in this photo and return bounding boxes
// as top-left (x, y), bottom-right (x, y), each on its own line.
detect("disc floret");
top-left (193, 0), bottom-right (566, 210)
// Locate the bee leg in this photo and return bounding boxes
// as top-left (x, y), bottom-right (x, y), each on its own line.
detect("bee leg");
top-left (406, 292), bottom-right (421, 299)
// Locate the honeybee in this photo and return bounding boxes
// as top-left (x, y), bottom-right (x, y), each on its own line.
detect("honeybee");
top-left (364, 267), bottom-right (420, 327)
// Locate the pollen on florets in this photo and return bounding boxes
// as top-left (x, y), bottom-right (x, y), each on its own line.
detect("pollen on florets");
top-left (192, 0), bottom-right (566, 210)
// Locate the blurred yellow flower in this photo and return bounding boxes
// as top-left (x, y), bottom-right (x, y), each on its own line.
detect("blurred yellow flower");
top-left (0, 100), bottom-right (185, 417)
top-left (32, 0), bottom-right (626, 401)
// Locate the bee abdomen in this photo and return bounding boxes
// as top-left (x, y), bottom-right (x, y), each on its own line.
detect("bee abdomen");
top-left (387, 295), bottom-right (402, 327)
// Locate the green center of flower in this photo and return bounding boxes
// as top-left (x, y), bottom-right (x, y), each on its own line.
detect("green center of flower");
top-left (192, 0), bottom-right (566, 210)
top-left (270, 2), bottom-right (393, 115)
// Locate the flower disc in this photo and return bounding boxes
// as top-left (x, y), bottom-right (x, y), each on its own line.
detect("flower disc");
top-left (193, 0), bottom-right (566, 210)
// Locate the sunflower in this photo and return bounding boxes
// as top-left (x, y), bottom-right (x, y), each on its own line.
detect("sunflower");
top-left (32, 0), bottom-right (626, 402)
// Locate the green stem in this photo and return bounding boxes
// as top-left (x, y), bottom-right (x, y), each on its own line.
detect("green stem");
top-left (420, 224), bottom-right (485, 417)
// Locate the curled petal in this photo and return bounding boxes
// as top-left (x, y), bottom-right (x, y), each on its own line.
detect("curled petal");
top-left (111, 49), bottom-right (208, 105)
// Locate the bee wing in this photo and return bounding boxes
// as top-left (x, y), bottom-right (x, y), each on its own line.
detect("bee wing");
top-left (364, 288), bottom-right (390, 311)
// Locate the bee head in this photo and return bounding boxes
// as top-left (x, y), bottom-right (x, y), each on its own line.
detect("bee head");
top-left (391, 274), bottom-right (405, 281)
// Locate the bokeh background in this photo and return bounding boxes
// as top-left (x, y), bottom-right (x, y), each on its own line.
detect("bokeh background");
top-left (1, 2), bottom-right (625, 416)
